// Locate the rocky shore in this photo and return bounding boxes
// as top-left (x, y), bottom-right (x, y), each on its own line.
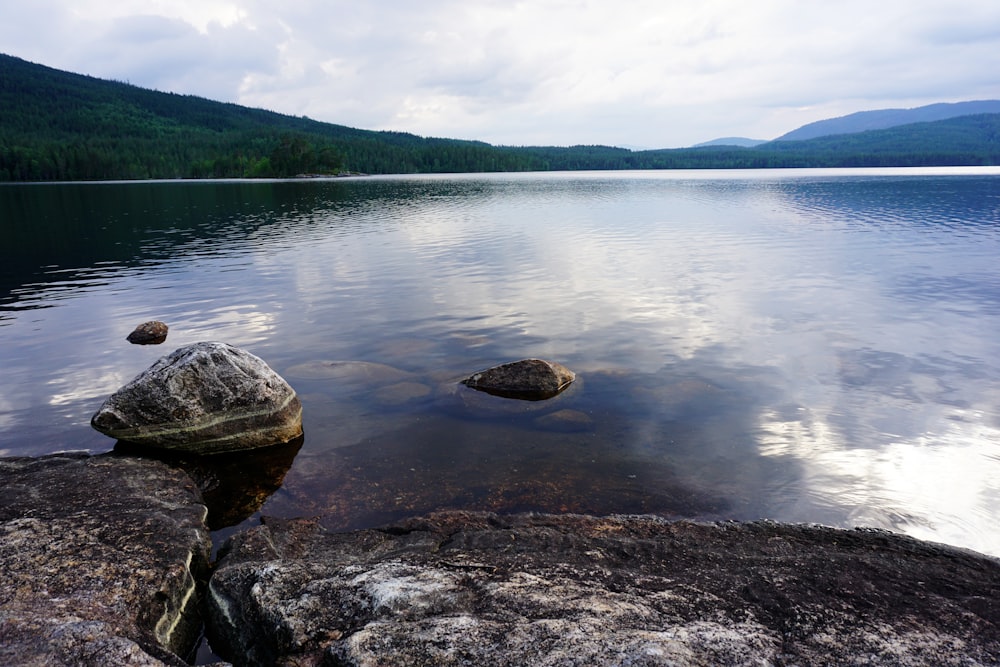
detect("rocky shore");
top-left (3, 452), bottom-right (1000, 666)
top-left (4, 342), bottom-right (1000, 665)
top-left (0, 454), bottom-right (210, 666)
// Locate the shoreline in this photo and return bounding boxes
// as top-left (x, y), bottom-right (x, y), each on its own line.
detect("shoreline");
top-left (4, 450), bottom-right (1000, 666)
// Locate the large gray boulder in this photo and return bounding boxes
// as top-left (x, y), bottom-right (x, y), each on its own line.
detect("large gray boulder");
top-left (91, 341), bottom-right (302, 454)
top-left (207, 511), bottom-right (1000, 666)
top-left (0, 454), bottom-right (213, 666)
top-left (462, 358), bottom-right (575, 400)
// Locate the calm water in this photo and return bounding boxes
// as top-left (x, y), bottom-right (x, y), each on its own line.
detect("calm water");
top-left (3, 168), bottom-right (1000, 556)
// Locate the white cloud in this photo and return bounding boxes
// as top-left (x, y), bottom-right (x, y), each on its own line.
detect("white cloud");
top-left (2, 0), bottom-right (999, 146)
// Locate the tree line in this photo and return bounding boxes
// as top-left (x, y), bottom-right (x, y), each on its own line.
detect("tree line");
top-left (2, 53), bottom-right (1000, 182)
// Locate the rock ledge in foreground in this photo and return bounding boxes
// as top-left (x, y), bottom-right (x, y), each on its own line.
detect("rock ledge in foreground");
top-left (0, 454), bottom-right (212, 666)
top-left (91, 341), bottom-right (303, 454)
top-left (207, 511), bottom-right (1000, 666)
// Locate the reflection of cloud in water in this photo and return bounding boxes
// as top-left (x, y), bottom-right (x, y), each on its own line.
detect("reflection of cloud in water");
top-left (248, 176), bottom-right (1000, 557)
top-left (178, 301), bottom-right (277, 345)
top-left (754, 339), bottom-right (1000, 556)
top-left (0, 390), bottom-right (18, 434)
top-left (47, 368), bottom-right (133, 407)
top-left (275, 180), bottom-right (761, 364)
top-left (758, 403), bottom-right (1000, 557)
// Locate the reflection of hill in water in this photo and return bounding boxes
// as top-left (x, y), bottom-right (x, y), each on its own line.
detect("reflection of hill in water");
top-left (771, 175), bottom-right (1000, 232)
top-left (0, 179), bottom-right (395, 313)
top-left (7, 175), bottom-right (998, 316)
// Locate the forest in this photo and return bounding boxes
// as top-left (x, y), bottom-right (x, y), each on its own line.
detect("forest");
top-left (3, 53), bottom-right (1000, 181)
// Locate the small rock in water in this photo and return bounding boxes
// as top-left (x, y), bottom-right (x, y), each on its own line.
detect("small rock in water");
top-left (126, 320), bottom-right (168, 345)
top-left (91, 341), bottom-right (302, 454)
top-left (462, 358), bottom-right (576, 400)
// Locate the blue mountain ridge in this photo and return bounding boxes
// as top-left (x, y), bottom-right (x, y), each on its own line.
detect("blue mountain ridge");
top-left (775, 100), bottom-right (1000, 142)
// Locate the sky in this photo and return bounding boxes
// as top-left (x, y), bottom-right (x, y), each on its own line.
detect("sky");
top-left (2, 0), bottom-right (999, 148)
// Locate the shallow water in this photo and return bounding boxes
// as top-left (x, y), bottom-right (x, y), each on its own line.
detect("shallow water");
top-left (2, 168), bottom-right (1000, 556)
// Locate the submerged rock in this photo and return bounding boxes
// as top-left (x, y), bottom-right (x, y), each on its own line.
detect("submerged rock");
top-left (534, 408), bottom-right (594, 432)
top-left (373, 381), bottom-right (433, 406)
top-left (262, 417), bottom-right (727, 530)
top-left (207, 511), bottom-right (1000, 666)
top-left (0, 454), bottom-right (211, 666)
top-left (126, 320), bottom-right (169, 345)
top-left (91, 341), bottom-right (302, 454)
top-left (462, 358), bottom-right (576, 400)
top-left (283, 360), bottom-right (414, 385)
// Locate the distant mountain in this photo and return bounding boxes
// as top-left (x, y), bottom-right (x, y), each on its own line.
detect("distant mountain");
top-left (691, 137), bottom-right (767, 148)
top-left (776, 100), bottom-right (1000, 141)
top-left (759, 113), bottom-right (1000, 162)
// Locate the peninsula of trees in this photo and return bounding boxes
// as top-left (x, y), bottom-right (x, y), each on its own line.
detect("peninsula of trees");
top-left (2, 53), bottom-right (1000, 182)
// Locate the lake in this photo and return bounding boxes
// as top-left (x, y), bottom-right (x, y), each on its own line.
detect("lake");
top-left (2, 168), bottom-right (1000, 556)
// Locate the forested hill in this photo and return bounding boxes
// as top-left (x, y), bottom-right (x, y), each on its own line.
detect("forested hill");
top-left (0, 54), bottom-right (542, 180)
top-left (2, 53), bottom-right (1000, 181)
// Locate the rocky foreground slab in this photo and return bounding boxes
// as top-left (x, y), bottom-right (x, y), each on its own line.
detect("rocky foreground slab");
top-left (0, 454), bottom-right (212, 666)
top-left (208, 511), bottom-right (1000, 666)
top-left (4, 451), bottom-right (1000, 666)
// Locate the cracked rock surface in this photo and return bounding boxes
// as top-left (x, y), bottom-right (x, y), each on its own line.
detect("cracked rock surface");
top-left (207, 511), bottom-right (1000, 666)
top-left (0, 454), bottom-right (212, 666)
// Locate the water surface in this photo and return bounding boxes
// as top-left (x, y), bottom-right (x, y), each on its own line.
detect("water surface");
top-left (2, 168), bottom-right (1000, 555)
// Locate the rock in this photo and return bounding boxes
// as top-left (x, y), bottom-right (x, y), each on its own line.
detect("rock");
top-left (207, 511), bottom-right (1000, 666)
top-left (91, 341), bottom-right (303, 454)
top-left (462, 359), bottom-right (576, 400)
top-left (126, 320), bottom-right (169, 345)
top-left (0, 454), bottom-right (212, 666)
top-left (443, 380), bottom-right (562, 416)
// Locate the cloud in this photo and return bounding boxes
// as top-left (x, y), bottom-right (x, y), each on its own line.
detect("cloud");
top-left (87, 14), bottom-right (282, 102)
top-left (2, 0), bottom-right (999, 146)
